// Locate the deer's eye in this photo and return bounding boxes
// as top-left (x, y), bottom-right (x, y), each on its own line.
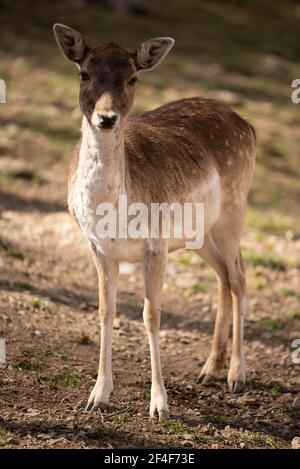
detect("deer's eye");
top-left (127, 76), bottom-right (138, 86)
top-left (79, 71), bottom-right (90, 81)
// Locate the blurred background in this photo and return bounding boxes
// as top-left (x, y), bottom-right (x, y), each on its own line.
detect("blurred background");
top-left (0, 0), bottom-right (299, 449)
top-left (1, 0), bottom-right (300, 232)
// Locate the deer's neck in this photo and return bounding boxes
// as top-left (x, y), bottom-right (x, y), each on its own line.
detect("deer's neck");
top-left (77, 117), bottom-right (126, 204)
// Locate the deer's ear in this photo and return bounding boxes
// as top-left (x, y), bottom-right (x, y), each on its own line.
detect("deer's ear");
top-left (53, 23), bottom-right (88, 63)
top-left (136, 37), bottom-right (175, 71)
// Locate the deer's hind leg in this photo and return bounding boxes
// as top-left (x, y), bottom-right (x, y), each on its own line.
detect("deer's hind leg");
top-left (209, 215), bottom-right (247, 393)
top-left (195, 234), bottom-right (232, 384)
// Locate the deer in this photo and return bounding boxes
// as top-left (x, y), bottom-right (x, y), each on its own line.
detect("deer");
top-left (53, 23), bottom-right (256, 421)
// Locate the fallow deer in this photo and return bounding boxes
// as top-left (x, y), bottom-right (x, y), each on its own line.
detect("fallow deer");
top-left (53, 23), bottom-right (256, 420)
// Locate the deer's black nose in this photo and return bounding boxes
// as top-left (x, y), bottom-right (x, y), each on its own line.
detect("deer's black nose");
top-left (98, 113), bottom-right (118, 129)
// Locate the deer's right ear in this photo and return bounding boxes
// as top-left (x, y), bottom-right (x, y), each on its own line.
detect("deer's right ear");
top-left (53, 23), bottom-right (88, 63)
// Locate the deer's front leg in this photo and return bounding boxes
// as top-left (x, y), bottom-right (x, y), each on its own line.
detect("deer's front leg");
top-left (143, 241), bottom-right (169, 421)
top-left (86, 253), bottom-right (119, 411)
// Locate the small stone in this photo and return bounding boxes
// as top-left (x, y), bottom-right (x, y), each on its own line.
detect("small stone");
top-left (291, 437), bottom-right (300, 449)
top-left (27, 408), bottom-right (40, 416)
top-left (183, 433), bottom-right (193, 441)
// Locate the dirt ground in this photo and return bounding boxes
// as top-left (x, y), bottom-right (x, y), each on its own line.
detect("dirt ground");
top-left (0, 172), bottom-right (299, 449)
top-left (0, 0), bottom-right (300, 450)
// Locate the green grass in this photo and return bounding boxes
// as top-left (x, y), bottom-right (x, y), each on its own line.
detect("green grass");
top-left (20, 346), bottom-right (34, 356)
top-left (0, 427), bottom-right (8, 438)
top-left (27, 296), bottom-right (53, 312)
top-left (245, 252), bottom-right (287, 271)
top-left (16, 360), bottom-right (40, 371)
top-left (50, 371), bottom-right (81, 389)
top-left (113, 411), bottom-right (133, 424)
top-left (0, 427), bottom-right (9, 447)
top-left (88, 368), bottom-right (98, 380)
top-left (205, 414), bottom-right (229, 426)
top-left (39, 371), bottom-right (81, 389)
top-left (15, 282), bottom-right (34, 291)
top-left (241, 430), bottom-right (279, 448)
top-left (78, 333), bottom-right (93, 345)
top-left (279, 287), bottom-right (300, 299)
top-left (270, 384), bottom-right (282, 398)
top-left (288, 311), bottom-right (300, 320)
top-left (190, 283), bottom-right (207, 294)
top-left (258, 319), bottom-right (284, 331)
top-left (164, 420), bottom-right (192, 434)
top-left (0, 239), bottom-right (24, 260)
top-left (254, 279), bottom-right (267, 290)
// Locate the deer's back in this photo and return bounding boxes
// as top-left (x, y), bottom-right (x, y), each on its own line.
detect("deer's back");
top-left (125, 97), bottom-right (255, 204)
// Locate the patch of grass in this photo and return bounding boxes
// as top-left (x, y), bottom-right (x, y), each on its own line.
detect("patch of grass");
top-left (270, 384), bottom-right (282, 398)
top-left (50, 371), bottom-right (81, 389)
top-left (279, 287), bottom-right (300, 299)
top-left (241, 431), bottom-right (266, 446)
top-left (113, 411), bottom-right (132, 424)
top-left (288, 310), bottom-right (300, 320)
top-left (176, 254), bottom-right (192, 266)
top-left (265, 437), bottom-right (279, 449)
top-left (246, 210), bottom-right (295, 237)
top-left (27, 296), bottom-right (52, 313)
top-left (39, 374), bottom-right (50, 383)
top-left (245, 253), bottom-right (286, 271)
top-left (39, 371), bottom-right (81, 389)
top-left (144, 389), bottom-right (151, 401)
top-left (15, 282), bottom-right (34, 291)
top-left (16, 360), bottom-right (40, 371)
top-left (78, 333), bottom-right (93, 345)
top-left (0, 427), bottom-right (8, 438)
top-left (241, 430), bottom-right (279, 448)
top-left (190, 283), bottom-right (207, 294)
top-left (258, 318), bottom-right (284, 331)
top-left (0, 239), bottom-right (24, 260)
top-left (164, 420), bottom-right (192, 434)
top-left (195, 434), bottom-right (212, 445)
top-left (20, 347), bottom-right (34, 356)
top-left (254, 279), bottom-right (267, 290)
top-left (205, 414), bottom-right (229, 426)
top-left (88, 368), bottom-right (98, 380)
top-left (0, 427), bottom-right (9, 447)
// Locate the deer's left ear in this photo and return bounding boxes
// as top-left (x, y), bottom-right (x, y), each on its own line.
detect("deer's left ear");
top-left (136, 37), bottom-right (175, 71)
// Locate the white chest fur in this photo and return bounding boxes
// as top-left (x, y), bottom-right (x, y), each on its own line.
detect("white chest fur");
top-left (72, 119), bottom-right (125, 251)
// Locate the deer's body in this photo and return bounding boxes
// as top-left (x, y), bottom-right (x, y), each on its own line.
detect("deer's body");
top-left (69, 97), bottom-right (255, 262)
top-left (54, 24), bottom-right (256, 420)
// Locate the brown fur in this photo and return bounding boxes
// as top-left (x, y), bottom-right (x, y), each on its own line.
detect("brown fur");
top-left (53, 24), bottom-right (256, 418)
top-left (125, 97), bottom-right (255, 203)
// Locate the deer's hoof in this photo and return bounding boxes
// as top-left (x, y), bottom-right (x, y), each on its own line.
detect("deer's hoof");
top-left (85, 379), bottom-right (113, 412)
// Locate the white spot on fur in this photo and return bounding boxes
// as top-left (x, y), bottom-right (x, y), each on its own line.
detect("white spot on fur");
top-left (91, 93), bottom-right (117, 127)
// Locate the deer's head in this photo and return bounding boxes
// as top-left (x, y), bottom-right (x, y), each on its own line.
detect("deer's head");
top-left (53, 24), bottom-right (174, 131)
